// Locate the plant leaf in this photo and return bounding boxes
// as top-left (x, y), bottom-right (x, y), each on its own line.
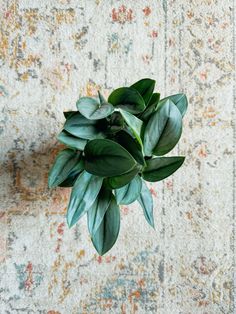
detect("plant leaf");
top-left (98, 91), bottom-right (107, 104)
top-left (159, 94), bottom-right (188, 117)
top-left (142, 156), bottom-right (185, 182)
top-left (76, 96), bottom-right (114, 120)
top-left (48, 149), bottom-right (81, 188)
top-left (138, 93), bottom-right (160, 122)
top-left (63, 111), bottom-right (77, 119)
top-left (106, 112), bottom-right (124, 134)
top-left (130, 78), bottom-right (155, 105)
top-left (67, 171), bottom-right (103, 228)
top-left (108, 87), bottom-right (145, 114)
top-left (91, 196), bottom-right (120, 255)
top-left (106, 165), bottom-right (141, 189)
top-left (137, 179), bottom-right (154, 228)
top-left (84, 139), bottom-right (137, 177)
top-left (58, 173), bottom-right (78, 187)
top-left (143, 99), bottom-right (182, 156)
top-left (115, 175), bottom-right (142, 205)
top-left (119, 109), bottom-right (143, 146)
top-left (57, 130), bottom-right (87, 150)
top-left (59, 159), bottom-right (84, 187)
top-left (87, 185), bottom-right (112, 236)
top-left (115, 130), bottom-right (145, 166)
top-left (64, 112), bottom-right (105, 140)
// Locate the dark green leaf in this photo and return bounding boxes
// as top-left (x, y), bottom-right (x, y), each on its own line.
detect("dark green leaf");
top-left (64, 112), bottom-right (105, 140)
top-left (115, 175), bottom-right (142, 205)
top-left (106, 165), bottom-right (141, 189)
top-left (76, 96), bottom-right (114, 120)
top-left (108, 87), bottom-right (145, 114)
top-left (59, 159), bottom-right (84, 187)
top-left (142, 156), bottom-right (185, 182)
top-left (143, 99), bottom-right (182, 156)
top-left (130, 78), bottom-right (155, 105)
top-left (84, 139), bottom-right (137, 177)
top-left (138, 93), bottom-right (160, 122)
top-left (87, 186), bottom-right (112, 236)
top-left (138, 179), bottom-right (154, 228)
top-left (115, 130), bottom-right (145, 166)
top-left (48, 149), bottom-right (81, 188)
top-left (159, 94), bottom-right (188, 117)
top-left (67, 171), bottom-right (103, 228)
top-left (119, 109), bottom-right (143, 146)
top-left (106, 112), bottom-right (124, 134)
top-left (91, 196), bottom-right (120, 255)
top-left (58, 173), bottom-right (78, 187)
top-left (57, 130), bottom-right (87, 150)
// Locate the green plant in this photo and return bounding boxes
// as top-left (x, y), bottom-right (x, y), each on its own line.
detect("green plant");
top-left (48, 78), bottom-right (188, 255)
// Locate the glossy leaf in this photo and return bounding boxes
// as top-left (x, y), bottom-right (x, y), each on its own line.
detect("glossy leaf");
top-left (108, 87), bottom-right (145, 114)
top-left (76, 96), bottom-right (114, 120)
top-left (64, 112), bottom-right (105, 139)
top-left (115, 175), bottom-right (142, 205)
top-left (159, 94), bottom-right (188, 117)
top-left (84, 139), bottom-right (137, 177)
top-left (138, 93), bottom-right (160, 122)
top-left (106, 165), bottom-right (141, 189)
top-left (115, 130), bottom-right (145, 166)
top-left (87, 186), bottom-right (112, 236)
top-left (119, 109), bottom-right (143, 146)
top-left (67, 171), bottom-right (103, 228)
top-left (48, 149), bottom-right (81, 188)
top-left (138, 179), bottom-right (154, 228)
top-left (142, 156), bottom-right (185, 182)
top-left (143, 99), bottom-right (182, 156)
top-left (59, 159), bottom-right (84, 187)
top-left (131, 78), bottom-right (155, 105)
top-left (57, 130), bottom-right (87, 150)
top-left (91, 196), bottom-right (120, 255)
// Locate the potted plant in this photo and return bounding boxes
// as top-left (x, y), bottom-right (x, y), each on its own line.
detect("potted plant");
top-left (48, 78), bottom-right (187, 255)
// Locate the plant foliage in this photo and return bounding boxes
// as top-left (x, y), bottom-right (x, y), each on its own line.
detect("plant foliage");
top-left (48, 78), bottom-right (188, 255)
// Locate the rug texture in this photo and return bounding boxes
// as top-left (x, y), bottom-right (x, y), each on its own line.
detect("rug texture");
top-left (0, 1), bottom-right (235, 313)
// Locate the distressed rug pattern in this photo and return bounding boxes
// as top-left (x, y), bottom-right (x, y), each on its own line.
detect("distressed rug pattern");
top-left (0, 1), bottom-right (235, 313)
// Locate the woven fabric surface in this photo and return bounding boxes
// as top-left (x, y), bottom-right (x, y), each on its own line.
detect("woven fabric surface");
top-left (0, 1), bottom-right (235, 313)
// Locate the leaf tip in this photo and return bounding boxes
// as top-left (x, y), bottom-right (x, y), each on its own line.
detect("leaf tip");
top-left (66, 215), bottom-right (74, 229)
top-left (67, 221), bottom-right (74, 229)
top-left (48, 178), bottom-right (55, 189)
